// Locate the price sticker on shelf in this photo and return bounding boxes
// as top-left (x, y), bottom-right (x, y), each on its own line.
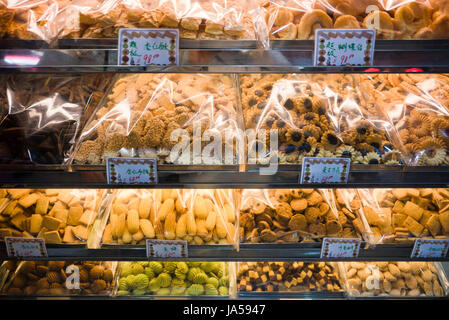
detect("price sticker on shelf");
top-left (106, 157), bottom-right (158, 185)
top-left (300, 157), bottom-right (350, 184)
top-left (321, 238), bottom-right (361, 258)
top-left (5, 237), bottom-right (48, 258)
top-left (146, 240), bottom-right (188, 259)
top-left (118, 28), bottom-right (179, 66)
top-left (314, 29), bottom-right (375, 66)
top-left (411, 239), bottom-right (449, 259)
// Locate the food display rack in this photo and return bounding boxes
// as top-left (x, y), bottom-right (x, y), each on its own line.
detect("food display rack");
top-left (2, 38), bottom-right (449, 300)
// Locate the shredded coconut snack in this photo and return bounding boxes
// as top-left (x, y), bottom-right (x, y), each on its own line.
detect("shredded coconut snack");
top-left (72, 73), bottom-right (241, 166)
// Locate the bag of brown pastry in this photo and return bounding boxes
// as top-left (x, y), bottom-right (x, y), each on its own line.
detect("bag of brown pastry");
top-left (0, 74), bottom-right (111, 165)
top-left (343, 261), bottom-right (449, 297)
top-left (374, 188), bottom-right (449, 241)
top-left (332, 189), bottom-right (371, 239)
top-left (325, 74), bottom-right (405, 165)
top-left (71, 73), bottom-right (242, 167)
top-left (0, 189), bottom-right (106, 245)
top-left (238, 262), bottom-right (344, 294)
top-left (1, 260), bottom-right (117, 296)
top-left (355, 188), bottom-right (394, 244)
top-left (372, 74), bottom-right (449, 166)
top-left (239, 188), bottom-right (348, 243)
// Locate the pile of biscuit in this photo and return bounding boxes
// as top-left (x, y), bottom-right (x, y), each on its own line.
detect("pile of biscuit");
top-left (238, 262), bottom-right (343, 292)
top-left (2, 261), bottom-right (115, 296)
top-left (376, 188), bottom-right (449, 241)
top-left (241, 74), bottom-right (402, 164)
top-left (102, 189), bottom-right (236, 245)
top-left (239, 189), bottom-right (360, 243)
top-left (344, 261), bottom-right (446, 297)
top-left (263, 0), bottom-right (449, 40)
top-left (73, 73), bottom-right (240, 165)
top-left (0, 189), bottom-right (103, 244)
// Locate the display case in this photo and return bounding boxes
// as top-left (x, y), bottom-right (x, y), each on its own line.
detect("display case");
top-left (1, 0), bottom-right (449, 301)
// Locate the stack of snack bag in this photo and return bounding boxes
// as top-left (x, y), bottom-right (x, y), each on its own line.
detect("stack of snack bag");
top-left (262, 0), bottom-right (449, 40)
top-left (72, 73), bottom-right (242, 166)
top-left (101, 189), bottom-right (237, 246)
top-left (342, 261), bottom-right (448, 297)
top-left (0, 74), bottom-right (111, 165)
top-left (361, 73), bottom-right (449, 166)
top-left (239, 188), bottom-right (361, 243)
top-left (238, 262), bottom-right (344, 293)
top-left (370, 188), bottom-right (449, 242)
top-left (115, 261), bottom-right (231, 296)
top-left (241, 74), bottom-right (403, 164)
top-left (0, 189), bottom-right (105, 245)
top-left (1, 261), bottom-right (116, 296)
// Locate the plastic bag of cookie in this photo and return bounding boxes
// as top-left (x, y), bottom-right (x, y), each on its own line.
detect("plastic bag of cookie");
top-left (369, 74), bottom-right (449, 166)
top-left (342, 261), bottom-right (449, 297)
top-left (1, 260), bottom-right (117, 296)
top-left (239, 188), bottom-right (354, 243)
top-left (371, 188), bottom-right (449, 242)
top-left (114, 261), bottom-right (235, 297)
top-left (101, 188), bottom-right (238, 246)
top-left (263, 0), bottom-right (449, 40)
top-left (0, 189), bottom-right (107, 246)
top-left (355, 189), bottom-right (394, 244)
top-left (71, 73), bottom-right (243, 167)
top-left (237, 262), bottom-right (344, 294)
top-left (0, 74), bottom-right (112, 165)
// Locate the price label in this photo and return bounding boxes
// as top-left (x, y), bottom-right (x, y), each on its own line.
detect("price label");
top-left (321, 238), bottom-right (361, 258)
top-left (300, 157), bottom-right (350, 184)
top-left (411, 239), bottom-right (449, 259)
top-left (5, 237), bottom-right (48, 258)
top-left (118, 28), bottom-right (179, 66)
top-left (314, 29), bottom-right (375, 66)
top-left (146, 239), bottom-right (188, 259)
top-left (106, 157), bottom-right (157, 185)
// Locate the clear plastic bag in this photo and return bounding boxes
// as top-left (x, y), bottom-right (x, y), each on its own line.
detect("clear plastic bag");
top-left (1, 260), bottom-right (117, 296)
top-left (370, 74), bottom-right (449, 166)
top-left (370, 188), bottom-right (449, 242)
top-left (0, 189), bottom-right (106, 245)
top-left (101, 188), bottom-right (237, 246)
top-left (237, 261), bottom-right (344, 293)
top-left (343, 261), bottom-right (449, 297)
top-left (239, 188), bottom-right (350, 243)
top-left (71, 73), bottom-right (242, 167)
top-left (114, 261), bottom-right (232, 297)
top-left (0, 74), bottom-right (111, 165)
top-left (263, 0), bottom-right (449, 40)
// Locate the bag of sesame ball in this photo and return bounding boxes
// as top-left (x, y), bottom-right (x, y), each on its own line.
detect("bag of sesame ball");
top-left (324, 75), bottom-right (406, 165)
top-left (70, 73), bottom-right (243, 168)
top-left (354, 189), bottom-right (394, 244)
top-left (1, 261), bottom-right (117, 296)
top-left (365, 73), bottom-right (449, 166)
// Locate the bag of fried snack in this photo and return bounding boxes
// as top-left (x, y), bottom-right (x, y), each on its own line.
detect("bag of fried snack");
top-left (1, 260), bottom-right (117, 296)
top-left (355, 189), bottom-right (394, 244)
top-left (372, 74), bottom-right (449, 166)
top-left (0, 189), bottom-right (106, 245)
top-left (342, 261), bottom-right (449, 297)
top-left (332, 189), bottom-right (371, 239)
top-left (71, 73), bottom-right (242, 167)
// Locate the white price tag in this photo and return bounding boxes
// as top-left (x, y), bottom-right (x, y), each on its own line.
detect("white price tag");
top-left (106, 157), bottom-right (157, 185)
top-left (314, 29), bottom-right (375, 66)
top-left (5, 237), bottom-right (48, 258)
top-left (321, 238), bottom-right (361, 258)
top-left (118, 28), bottom-right (179, 66)
top-left (300, 157), bottom-right (350, 184)
top-left (411, 239), bottom-right (449, 259)
top-left (146, 239), bottom-right (188, 259)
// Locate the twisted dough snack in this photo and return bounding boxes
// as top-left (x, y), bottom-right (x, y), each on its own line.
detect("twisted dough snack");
top-left (297, 9), bottom-right (333, 40)
top-left (363, 10), bottom-right (395, 39)
top-left (334, 15), bottom-right (361, 29)
top-left (394, 2), bottom-right (432, 38)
